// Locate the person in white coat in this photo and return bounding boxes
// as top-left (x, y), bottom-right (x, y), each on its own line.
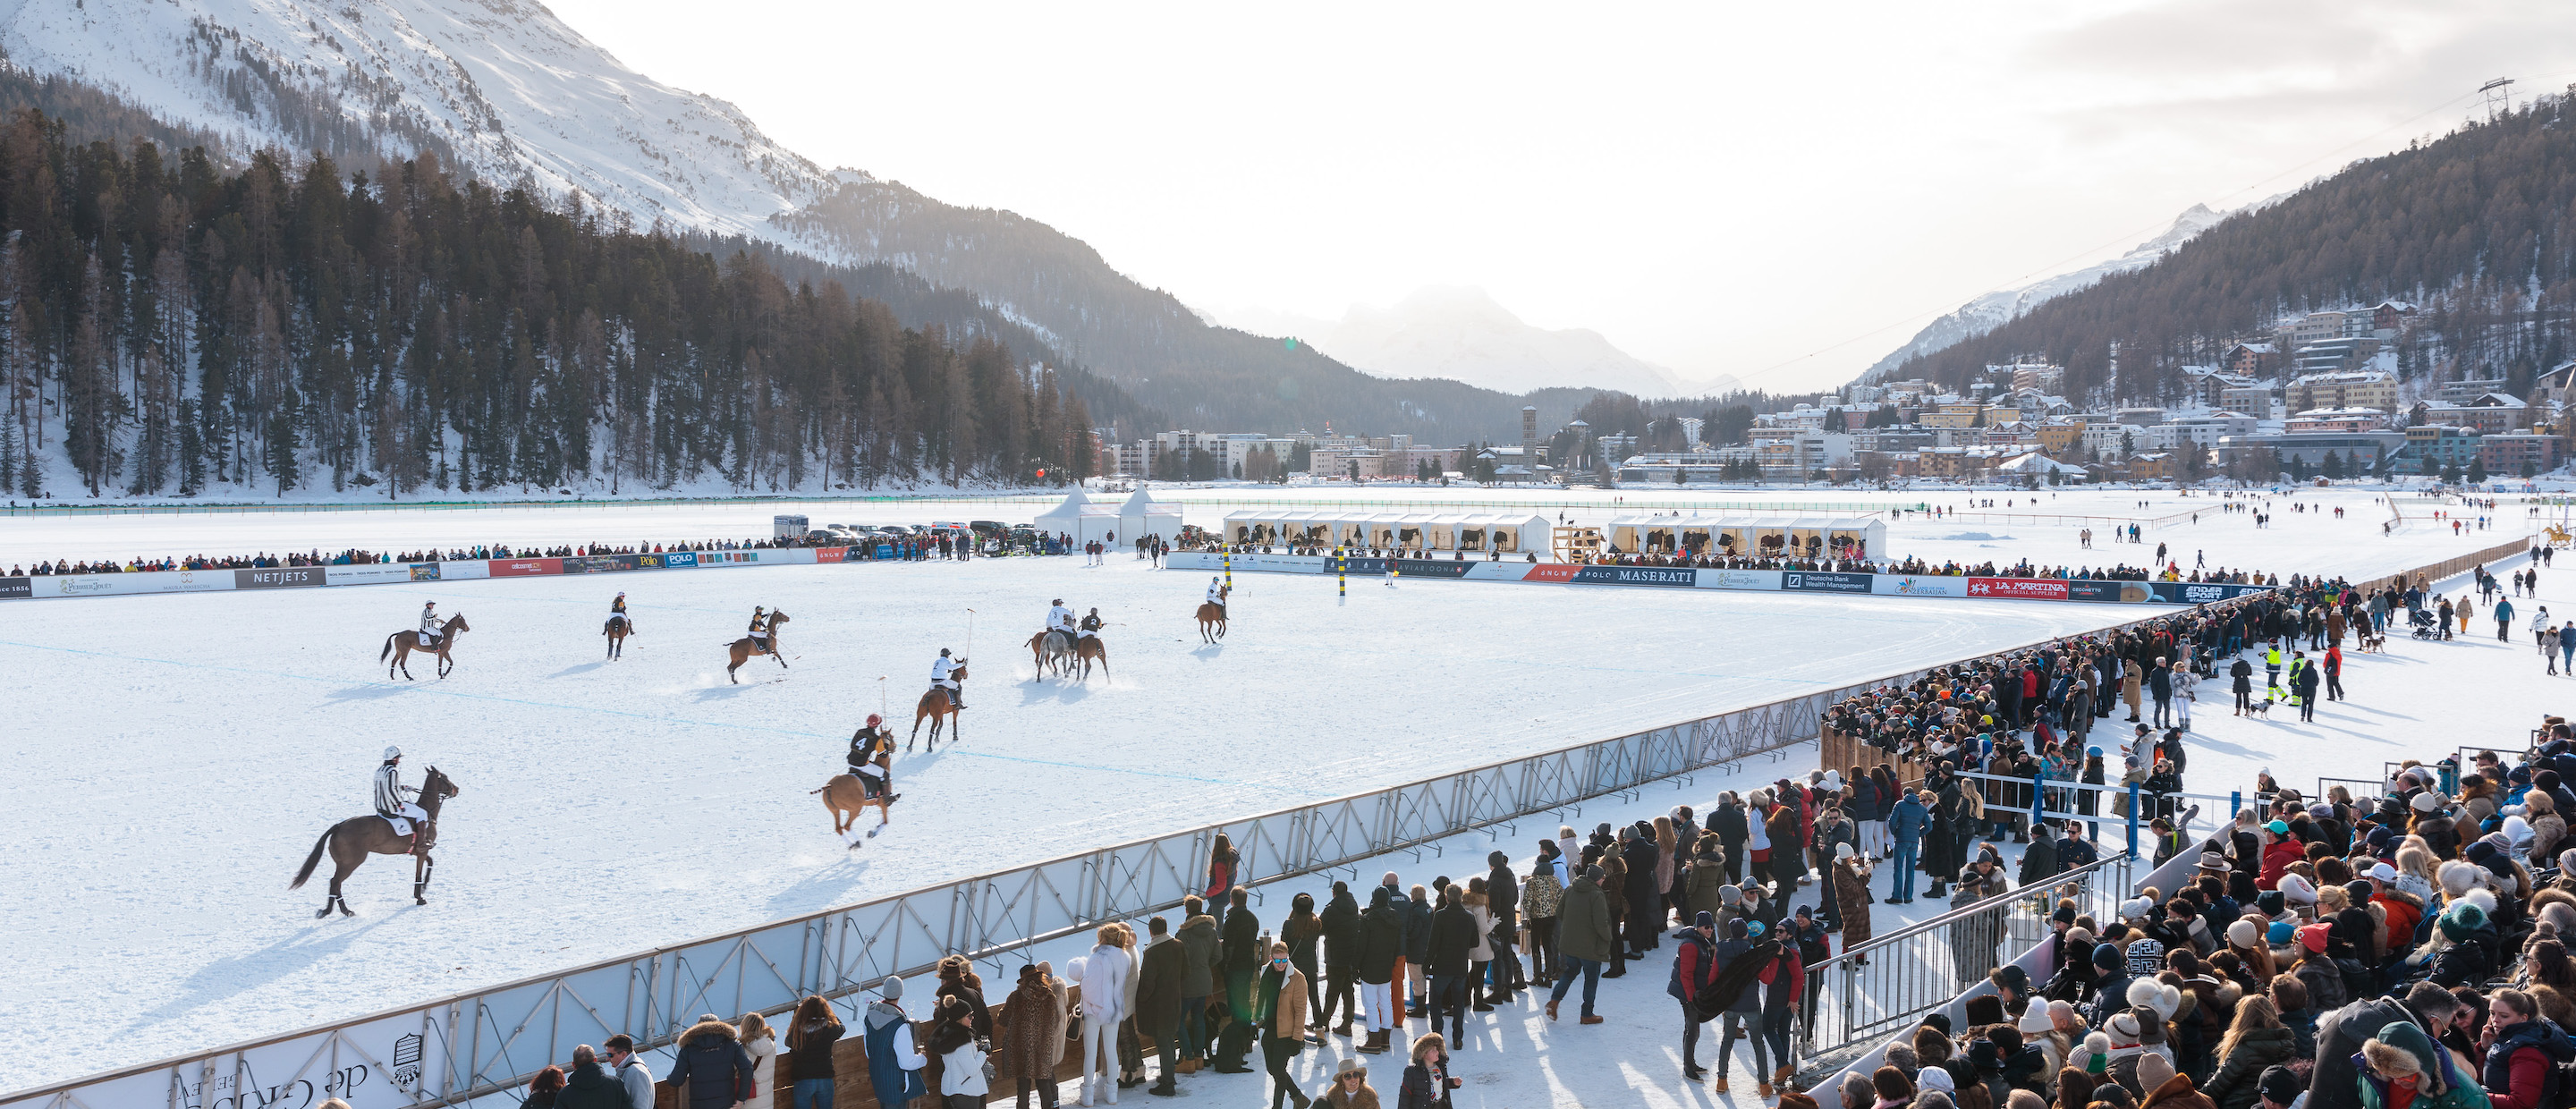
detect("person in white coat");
top-left (1072, 924), bottom-right (1132, 1106)
top-left (930, 648), bottom-right (967, 710)
top-left (733, 1012), bottom-right (775, 1109)
top-left (1046, 599), bottom-right (1076, 639)
top-left (1205, 578), bottom-right (1226, 614)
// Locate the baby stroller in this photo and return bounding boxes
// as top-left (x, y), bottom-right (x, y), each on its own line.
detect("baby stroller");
top-left (2408, 608), bottom-right (2438, 639)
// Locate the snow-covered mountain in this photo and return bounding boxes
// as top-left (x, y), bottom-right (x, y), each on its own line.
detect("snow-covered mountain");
top-left (1857, 203), bottom-right (2233, 382)
top-left (0, 0), bottom-right (1642, 437)
top-left (1208, 286), bottom-right (1737, 399)
top-left (0, 0), bottom-right (837, 241)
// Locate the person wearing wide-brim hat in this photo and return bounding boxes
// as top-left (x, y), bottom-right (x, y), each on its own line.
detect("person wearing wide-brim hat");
top-left (1317, 1056), bottom-right (1379, 1108)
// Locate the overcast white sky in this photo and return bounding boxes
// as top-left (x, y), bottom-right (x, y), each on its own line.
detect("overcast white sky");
top-left (547, 0), bottom-right (2576, 394)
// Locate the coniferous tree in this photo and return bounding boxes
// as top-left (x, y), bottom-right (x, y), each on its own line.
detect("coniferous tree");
top-left (0, 108), bottom-right (1129, 498)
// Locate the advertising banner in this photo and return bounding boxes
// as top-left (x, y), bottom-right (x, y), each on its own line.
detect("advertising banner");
top-left (560, 554), bottom-right (641, 574)
top-left (1386, 558), bottom-right (1472, 579)
top-left (1572, 565), bottom-right (1699, 588)
top-left (0, 575), bottom-right (27, 599)
top-left (1966, 577), bottom-right (2070, 602)
top-left (1783, 571), bottom-right (1874, 594)
top-left (815, 546), bottom-right (848, 564)
top-left (487, 557), bottom-right (563, 578)
top-left (1872, 574), bottom-right (1966, 598)
top-left (2066, 580), bottom-right (2153, 603)
top-left (2152, 581), bottom-right (2274, 605)
top-left (409, 563), bottom-right (442, 581)
top-left (1517, 563), bottom-right (1581, 583)
top-left (323, 563), bottom-right (419, 586)
top-left (698, 550), bottom-right (774, 569)
top-left (31, 570), bottom-right (239, 597)
top-left (1699, 569), bottom-right (1784, 591)
top-left (233, 566), bottom-right (326, 590)
top-left (662, 551), bottom-right (699, 569)
top-left (875, 545), bottom-right (895, 561)
top-left (1217, 553), bottom-right (1331, 574)
top-left (435, 560), bottom-right (487, 580)
top-left (91, 1005), bottom-right (458, 1109)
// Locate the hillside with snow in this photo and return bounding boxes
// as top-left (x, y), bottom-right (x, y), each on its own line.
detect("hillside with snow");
top-left (1858, 203), bottom-right (2233, 381)
top-left (0, 0), bottom-right (832, 240)
top-left (1208, 286), bottom-right (1737, 399)
top-left (0, 0), bottom-right (1661, 442)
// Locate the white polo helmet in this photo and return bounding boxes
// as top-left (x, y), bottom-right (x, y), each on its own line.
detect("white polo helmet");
top-left (384, 745), bottom-right (402, 759)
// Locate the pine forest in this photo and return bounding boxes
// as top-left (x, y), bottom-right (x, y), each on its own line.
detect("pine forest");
top-left (0, 110), bottom-right (1103, 500)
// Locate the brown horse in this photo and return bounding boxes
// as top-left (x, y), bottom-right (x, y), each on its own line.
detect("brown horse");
top-left (1073, 637), bottom-right (1109, 681)
top-left (1027, 630), bottom-right (1072, 679)
top-left (812, 754), bottom-right (899, 848)
top-left (724, 610), bottom-right (791, 683)
top-left (1196, 587), bottom-right (1228, 643)
top-left (911, 662), bottom-right (966, 752)
top-left (290, 766), bottom-right (459, 918)
top-left (381, 614), bottom-right (471, 680)
top-left (604, 613), bottom-right (635, 660)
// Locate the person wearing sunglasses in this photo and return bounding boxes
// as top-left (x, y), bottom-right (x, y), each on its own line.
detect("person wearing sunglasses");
top-left (1317, 1057), bottom-right (1378, 1109)
top-left (1256, 940), bottom-right (1313, 1109)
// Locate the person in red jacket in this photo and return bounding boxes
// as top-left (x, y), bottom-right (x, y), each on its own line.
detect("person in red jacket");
top-left (2368, 861), bottom-right (2424, 962)
top-left (2480, 987), bottom-right (2576, 1109)
top-left (1672, 911), bottom-right (1723, 1081)
top-left (1757, 923), bottom-right (1806, 1088)
top-left (2258, 821), bottom-right (2303, 890)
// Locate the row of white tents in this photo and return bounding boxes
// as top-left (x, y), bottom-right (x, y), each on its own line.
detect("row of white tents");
top-left (1030, 494), bottom-right (1886, 561)
top-left (1030, 488), bottom-right (1185, 546)
top-left (1602, 514), bottom-right (1885, 560)
top-left (1219, 509), bottom-right (1552, 553)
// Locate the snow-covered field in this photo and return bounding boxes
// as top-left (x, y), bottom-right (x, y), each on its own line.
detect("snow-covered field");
top-left (0, 487), bottom-right (2548, 1093)
top-left (0, 486), bottom-right (2535, 583)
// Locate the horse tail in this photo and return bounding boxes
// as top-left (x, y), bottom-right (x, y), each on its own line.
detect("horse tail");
top-left (379, 634), bottom-right (395, 662)
top-left (290, 825), bottom-right (334, 889)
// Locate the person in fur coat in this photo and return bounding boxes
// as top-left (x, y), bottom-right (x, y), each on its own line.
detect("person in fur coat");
top-left (997, 964), bottom-right (1068, 1108)
top-left (665, 1013), bottom-right (755, 1109)
top-left (1832, 844), bottom-right (1876, 959)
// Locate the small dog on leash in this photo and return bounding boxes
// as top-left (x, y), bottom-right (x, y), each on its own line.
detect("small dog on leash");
top-left (2245, 698), bottom-right (2275, 717)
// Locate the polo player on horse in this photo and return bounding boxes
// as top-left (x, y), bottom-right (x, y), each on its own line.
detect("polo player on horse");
top-left (419, 601), bottom-right (441, 648)
top-left (375, 746), bottom-right (430, 852)
top-left (748, 605), bottom-right (774, 655)
top-left (850, 714), bottom-right (895, 801)
top-left (931, 648), bottom-right (967, 709)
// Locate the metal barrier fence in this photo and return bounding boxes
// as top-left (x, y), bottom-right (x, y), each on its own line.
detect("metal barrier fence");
top-left (2, 601), bottom-right (2207, 1109)
top-left (1800, 851), bottom-right (2137, 1056)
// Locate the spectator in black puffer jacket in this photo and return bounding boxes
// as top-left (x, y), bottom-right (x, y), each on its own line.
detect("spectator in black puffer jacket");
top-left (665, 1013), bottom-right (754, 1109)
top-left (1485, 851), bottom-right (1521, 1003)
top-left (1402, 885), bottom-right (1435, 1017)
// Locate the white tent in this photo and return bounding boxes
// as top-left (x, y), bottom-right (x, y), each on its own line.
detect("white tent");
top-left (1484, 513), bottom-right (1549, 554)
top-left (1119, 488), bottom-right (1185, 545)
top-left (1222, 509), bottom-right (1267, 544)
top-left (1034, 489), bottom-right (1122, 545)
